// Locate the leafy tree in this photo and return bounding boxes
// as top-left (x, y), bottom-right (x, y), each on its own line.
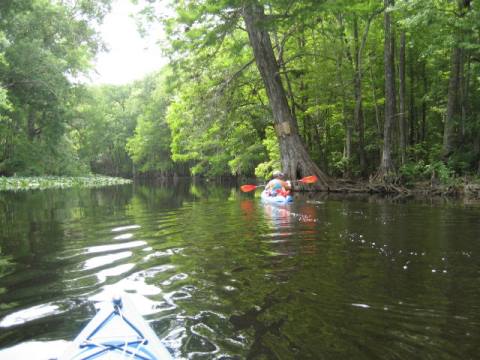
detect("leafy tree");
top-left (161, 5), bottom-right (271, 178)
top-left (126, 72), bottom-right (175, 176)
top-left (72, 84), bottom-right (136, 177)
top-left (375, 0), bottom-right (397, 181)
top-left (242, 1), bottom-right (332, 187)
top-left (0, 0), bottom-right (111, 175)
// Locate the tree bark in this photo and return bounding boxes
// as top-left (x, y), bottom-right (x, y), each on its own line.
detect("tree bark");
top-left (375, 0), bottom-right (396, 181)
top-left (242, 1), bottom-right (332, 188)
top-left (398, 31), bottom-right (407, 165)
top-left (336, 53), bottom-right (351, 178)
top-left (408, 50), bottom-right (416, 144)
top-left (442, 0), bottom-right (470, 159)
top-left (421, 61), bottom-right (427, 142)
top-left (369, 56), bottom-right (382, 140)
top-left (352, 9), bottom-right (380, 176)
top-left (27, 113), bottom-right (35, 141)
top-left (336, 14), bottom-right (352, 178)
top-left (442, 46), bottom-right (462, 158)
top-left (353, 16), bottom-right (366, 176)
top-left (460, 54), bottom-right (470, 143)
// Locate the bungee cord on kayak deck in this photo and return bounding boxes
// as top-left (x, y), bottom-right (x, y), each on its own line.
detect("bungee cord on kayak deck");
top-left (59, 295), bottom-right (173, 360)
top-left (77, 299), bottom-right (150, 359)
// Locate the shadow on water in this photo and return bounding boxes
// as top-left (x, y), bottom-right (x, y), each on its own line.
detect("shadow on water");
top-left (0, 182), bottom-right (479, 359)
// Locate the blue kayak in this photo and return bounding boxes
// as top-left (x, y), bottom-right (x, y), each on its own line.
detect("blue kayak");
top-left (261, 190), bottom-right (293, 204)
top-left (60, 294), bottom-right (172, 360)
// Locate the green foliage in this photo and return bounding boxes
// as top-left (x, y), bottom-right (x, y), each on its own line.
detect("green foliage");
top-left (3, 133), bottom-right (87, 176)
top-left (126, 72), bottom-right (175, 175)
top-left (0, 0), bottom-right (111, 176)
top-left (400, 142), bottom-right (466, 185)
top-left (400, 160), bottom-right (457, 185)
top-left (425, 161), bottom-right (457, 185)
top-left (399, 160), bottom-right (428, 185)
top-left (164, 26), bottom-right (269, 178)
top-left (72, 84), bottom-right (141, 177)
top-left (329, 151), bottom-right (350, 177)
top-left (0, 87), bottom-right (11, 113)
top-left (254, 127), bottom-right (280, 180)
top-left (1, 0), bottom-right (480, 183)
top-left (447, 150), bottom-right (476, 175)
top-left (227, 131), bottom-right (267, 176)
top-left (155, 0), bottom-right (480, 182)
top-left (0, 245), bottom-right (14, 298)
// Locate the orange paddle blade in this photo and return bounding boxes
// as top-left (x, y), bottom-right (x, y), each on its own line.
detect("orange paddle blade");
top-left (240, 184), bottom-right (258, 192)
top-left (298, 175), bottom-right (318, 184)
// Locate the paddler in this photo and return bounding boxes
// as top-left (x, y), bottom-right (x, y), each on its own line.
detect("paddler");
top-left (265, 170), bottom-right (291, 196)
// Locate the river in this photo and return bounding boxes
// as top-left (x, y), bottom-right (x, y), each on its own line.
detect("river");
top-left (0, 182), bottom-right (479, 359)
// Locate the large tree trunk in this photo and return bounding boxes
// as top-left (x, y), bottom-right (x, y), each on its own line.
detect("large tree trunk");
top-left (408, 50), bottom-right (417, 145)
top-left (27, 109), bottom-right (36, 141)
top-left (335, 14), bottom-right (352, 178)
top-left (336, 54), bottom-right (351, 178)
top-left (375, 0), bottom-right (396, 181)
top-left (442, 0), bottom-right (470, 159)
top-left (421, 61), bottom-right (428, 142)
top-left (242, 1), bottom-right (332, 188)
top-left (398, 31), bottom-right (407, 165)
top-left (461, 55), bottom-right (471, 143)
top-left (442, 46), bottom-right (463, 158)
top-left (369, 57), bottom-right (382, 140)
top-left (353, 16), bottom-right (366, 176)
top-left (352, 9), bottom-right (380, 176)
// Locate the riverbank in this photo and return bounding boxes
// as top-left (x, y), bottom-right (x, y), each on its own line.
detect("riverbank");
top-left (324, 178), bottom-right (480, 199)
top-left (0, 175), bottom-right (132, 191)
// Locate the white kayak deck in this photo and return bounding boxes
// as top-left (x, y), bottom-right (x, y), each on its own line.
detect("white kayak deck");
top-left (59, 294), bottom-right (172, 360)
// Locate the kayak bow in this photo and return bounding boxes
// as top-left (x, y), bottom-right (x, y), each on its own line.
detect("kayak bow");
top-left (60, 294), bottom-right (172, 360)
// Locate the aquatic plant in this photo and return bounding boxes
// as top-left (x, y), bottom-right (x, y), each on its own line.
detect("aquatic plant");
top-left (0, 176), bottom-right (132, 192)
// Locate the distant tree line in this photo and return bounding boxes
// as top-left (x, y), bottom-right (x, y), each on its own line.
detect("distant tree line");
top-left (1, 0), bottom-right (480, 186)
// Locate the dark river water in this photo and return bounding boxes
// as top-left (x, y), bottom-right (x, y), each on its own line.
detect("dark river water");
top-left (0, 182), bottom-right (479, 359)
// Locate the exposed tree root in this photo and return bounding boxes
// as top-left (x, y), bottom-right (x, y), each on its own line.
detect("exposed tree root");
top-left (292, 179), bottom-right (480, 198)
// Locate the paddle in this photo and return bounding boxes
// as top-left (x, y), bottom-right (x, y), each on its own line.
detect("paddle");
top-left (240, 175), bottom-right (318, 192)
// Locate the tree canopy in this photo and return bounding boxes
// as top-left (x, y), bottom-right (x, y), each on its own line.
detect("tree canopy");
top-left (0, 0), bottom-right (111, 175)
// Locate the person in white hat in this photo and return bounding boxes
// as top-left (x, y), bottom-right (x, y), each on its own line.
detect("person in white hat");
top-left (265, 170), bottom-right (291, 196)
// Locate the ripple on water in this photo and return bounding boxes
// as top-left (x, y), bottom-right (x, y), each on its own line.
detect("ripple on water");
top-left (0, 301), bottom-right (73, 328)
top-left (82, 251), bottom-right (132, 270)
top-left (111, 225), bottom-right (141, 232)
top-left (0, 340), bottom-right (70, 360)
top-left (175, 310), bottom-right (247, 358)
top-left (88, 290), bottom-right (164, 317)
top-left (86, 240), bottom-right (147, 253)
top-left (113, 233), bottom-right (134, 240)
top-left (142, 247), bottom-right (184, 262)
top-left (161, 273), bottom-right (188, 286)
top-left (96, 263), bottom-right (136, 283)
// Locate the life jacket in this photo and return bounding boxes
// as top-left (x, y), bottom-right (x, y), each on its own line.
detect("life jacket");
top-left (268, 179), bottom-right (290, 196)
top-left (270, 179), bottom-right (283, 192)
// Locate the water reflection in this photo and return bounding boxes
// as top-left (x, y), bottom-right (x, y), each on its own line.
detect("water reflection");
top-left (0, 340), bottom-right (69, 360)
top-left (262, 203), bottom-right (292, 228)
top-left (0, 302), bottom-right (64, 328)
top-left (86, 240), bottom-right (146, 254)
top-left (0, 184), bottom-right (479, 359)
